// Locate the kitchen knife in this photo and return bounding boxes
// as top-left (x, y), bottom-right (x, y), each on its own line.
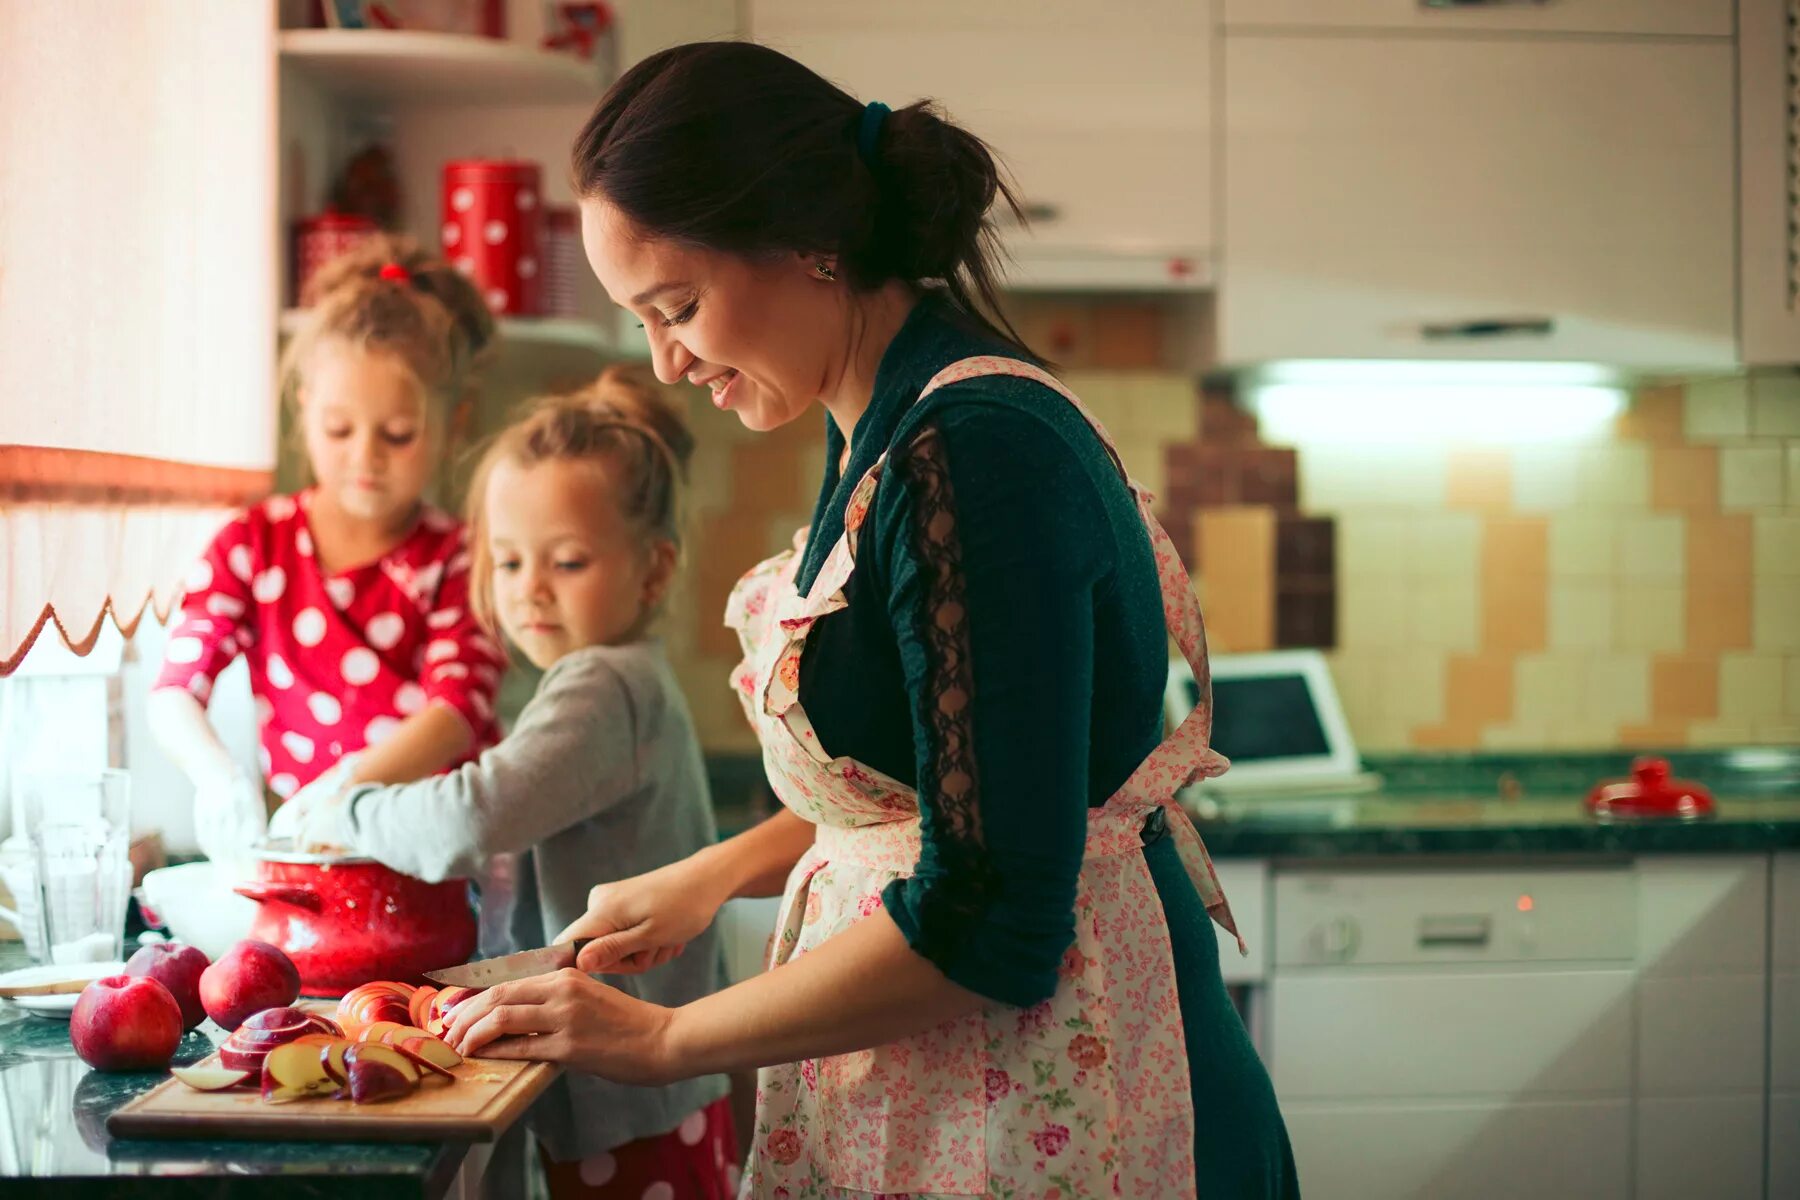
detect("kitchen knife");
top-left (424, 939), bottom-right (594, 988)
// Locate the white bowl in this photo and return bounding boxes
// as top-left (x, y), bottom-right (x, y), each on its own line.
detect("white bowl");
top-left (137, 862), bottom-right (259, 963)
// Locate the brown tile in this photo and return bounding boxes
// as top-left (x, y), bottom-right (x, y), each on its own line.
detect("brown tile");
top-left (1616, 384), bottom-right (1688, 444)
top-left (693, 512), bottom-right (777, 657)
top-left (1238, 448), bottom-right (1299, 508)
top-left (1199, 391), bottom-right (1260, 446)
top-left (1650, 654), bottom-right (1719, 722)
top-left (1445, 449), bottom-right (1513, 511)
top-left (1482, 516), bottom-right (1549, 581)
top-left (730, 432), bottom-right (808, 513)
top-left (1195, 507), bottom-right (1276, 651)
top-left (1090, 303), bottom-right (1165, 369)
top-left (1276, 580), bottom-right (1336, 649)
top-left (1444, 653), bottom-right (1516, 727)
top-left (1482, 575), bottom-right (1548, 651)
top-left (1277, 515), bottom-right (1335, 577)
top-left (1164, 444), bottom-right (1237, 506)
top-left (1685, 579), bottom-right (1753, 653)
top-left (1649, 446), bottom-right (1720, 513)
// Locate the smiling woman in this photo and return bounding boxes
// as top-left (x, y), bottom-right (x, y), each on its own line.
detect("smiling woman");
top-left (440, 39), bottom-right (1300, 1200)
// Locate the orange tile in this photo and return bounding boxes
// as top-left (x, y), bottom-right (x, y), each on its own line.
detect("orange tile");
top-left (1649, 654), bottom-right (1719, 722)
top-left (1618, 721), bottom-right (1690, 749)
top-left (1410, 722), bottom-right (1482, 749)
top-left (1090, 304), bottom-right (1165, 369)
top-left (1685, 579), bottom-right (1753, 653)
top-left (1196, 507), bottom-right (1275, 651)
top-left (1649, 446), bottom-right (1719, 513)
top-left (1444, 653), bottom-right (1516, 727)
top-left (1445, 449), bottom-right (1513, 511)
top-left (1683, 513), bottom-right (1752, 655)
top-left (1481, 516), bottom-right (1548, 580)
top-left (1616, 384), bottom-right (1687, 444)
top-left (1482, 574), bottom-right (1548, 651)
top-left (1686, 514), bottom-right (1753, 579)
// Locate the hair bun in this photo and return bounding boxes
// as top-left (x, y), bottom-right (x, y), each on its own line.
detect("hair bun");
top-left (583, 365), bottom-right (696, 475)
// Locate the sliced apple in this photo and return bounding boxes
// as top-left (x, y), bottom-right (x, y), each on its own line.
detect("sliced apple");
top-left (261, 1041), bottom-right (339, 1102)
top-left (292, 1032), bottom-right (337, 1047)
top-left (355, 1020), bottom-right (406, 1044)
top-left (393, 1040), bottom-right (456, 1082)
top-left (397, 1033), bottom-right (462, 1070)
top-left (345, 1041), bottom-right (420, 1104)
top-left (320, 1038), bottom-right (355, 1086)
top-left (408, 985), bottom-right (438, 1030)
top-left (171, 1065), bottom-right (252, 1092)
top-left (306, 1013), bottom-right (345, 1039)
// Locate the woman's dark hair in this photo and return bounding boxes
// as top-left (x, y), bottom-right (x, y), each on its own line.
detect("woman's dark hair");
top-left (570, 40), bottom-right (1036, 358)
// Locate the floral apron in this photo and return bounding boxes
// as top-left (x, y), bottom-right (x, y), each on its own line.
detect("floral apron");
top-left (725, 356), bottom-right (1241, 1199)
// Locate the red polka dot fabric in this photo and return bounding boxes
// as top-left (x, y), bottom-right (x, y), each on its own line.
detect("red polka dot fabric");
top-left (153, 490), bottom-right (505, 796)
top-left (539, 1097), bottom-right (740, 1200)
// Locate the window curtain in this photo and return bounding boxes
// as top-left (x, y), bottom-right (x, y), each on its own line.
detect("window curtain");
top-left (0, 1), bottom-right (277, 673)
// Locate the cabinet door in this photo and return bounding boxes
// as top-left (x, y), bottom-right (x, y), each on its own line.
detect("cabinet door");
top-left (1221, 0), bottom-right (1730, 37)
top-left (1740, 0), bottom-right (1800, 365)
top-left (1220, 35), bottom-right (1735, 367)
top-left (1773, 853), bottom-right (1800, 1200)
top-left (750, 0), bottom-right (1212, 261)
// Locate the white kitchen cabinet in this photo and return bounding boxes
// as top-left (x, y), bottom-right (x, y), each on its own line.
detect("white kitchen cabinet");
top-left (1221, 0), bottom-right (1731, 37)
top-left (1739, 0), bottom-right (1800, 365)
top-left (1633, 856), bottom-right (1770, 1200)
top-left (1219, 33), bottom-right (1736, 367)
top-left (1772, 853), bottom-right (1800, 1200)
top-left (749, 0), bottom-right (1213, 288)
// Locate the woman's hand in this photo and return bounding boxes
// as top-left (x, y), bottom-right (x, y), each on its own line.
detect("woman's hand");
top-left (442, 968), bottom-right (678, 1085)
top-left (555, 856), bottom-right (731, 974)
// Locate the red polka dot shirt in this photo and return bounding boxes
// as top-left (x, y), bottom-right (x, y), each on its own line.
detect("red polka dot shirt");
top-left (153, 490), bottom-right (506, 799)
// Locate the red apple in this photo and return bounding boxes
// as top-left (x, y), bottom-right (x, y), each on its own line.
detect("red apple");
top-left (69, 975), bottom-right (184, 1071)
top-left (124, 941), bottom-right (211, 1030)
top-left (199, 939), bottom-right (300, 1031)
top-left (218, 1006), bottom-right (337, 1073)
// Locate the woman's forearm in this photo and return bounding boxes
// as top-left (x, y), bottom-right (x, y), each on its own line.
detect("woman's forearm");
top-left (665, 910), bottom-right (986, 1075)
top-left (690, 808), bottom-right (815, 901)
top-left (345, 701), bottom-right (474, 786)
top-left (146, 688), bottom-right (237, 780)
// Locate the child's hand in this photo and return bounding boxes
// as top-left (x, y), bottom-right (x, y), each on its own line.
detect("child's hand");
top-left (556, 858), bottom-right (726, 974)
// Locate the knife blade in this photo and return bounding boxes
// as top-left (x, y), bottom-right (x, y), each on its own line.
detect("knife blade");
top-left (424, 939), bottom-right (593, 988)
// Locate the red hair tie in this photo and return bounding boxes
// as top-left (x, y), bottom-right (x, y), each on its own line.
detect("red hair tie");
top-left (378, 262), bottom-right (411, 283)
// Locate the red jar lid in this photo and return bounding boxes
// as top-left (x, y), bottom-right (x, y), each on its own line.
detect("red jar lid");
top-left (298, 210), bottom-right (377, 234)
top-left (1585, 757), bottom-right (1715, 821)
top-left (442, 159), bottom-right (541, 182)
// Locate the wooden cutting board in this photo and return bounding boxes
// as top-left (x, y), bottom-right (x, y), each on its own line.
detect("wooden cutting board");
top-left (108, 1050), bottom-right (559, 1142)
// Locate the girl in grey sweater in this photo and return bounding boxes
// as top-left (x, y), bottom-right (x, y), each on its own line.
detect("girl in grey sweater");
top-left (271, 368), bottom-right (737, 1198)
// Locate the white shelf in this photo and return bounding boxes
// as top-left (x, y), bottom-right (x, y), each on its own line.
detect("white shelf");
top-left (280, 309), bottom-right (619, 355)
top-left (279, 29), bottom-right (603, 104)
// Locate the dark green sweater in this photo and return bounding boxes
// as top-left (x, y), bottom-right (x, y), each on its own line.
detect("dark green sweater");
top-left (791, 297), bottom-right (1299, 1196)
top-left (794, 298), bottom-right (1169, 1007)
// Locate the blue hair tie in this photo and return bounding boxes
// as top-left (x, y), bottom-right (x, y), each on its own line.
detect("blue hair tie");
top-left (857, 101), bottom-right (890, 168)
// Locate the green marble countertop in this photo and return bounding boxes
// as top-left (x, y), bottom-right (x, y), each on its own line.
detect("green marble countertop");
top-left (1185, 791), bottom-right (1800, 858)
top-left (0, 943), bottom-right (466, 1199)
top-left (708, 747), bottom-right (1800, 859)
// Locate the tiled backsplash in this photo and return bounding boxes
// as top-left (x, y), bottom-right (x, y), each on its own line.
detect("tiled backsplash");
top-left (665, 365), bottom-right (1800, 756)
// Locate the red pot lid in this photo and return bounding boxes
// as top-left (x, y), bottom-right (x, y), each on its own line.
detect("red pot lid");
top-left (1586, 757), bottom-right (1715, 820)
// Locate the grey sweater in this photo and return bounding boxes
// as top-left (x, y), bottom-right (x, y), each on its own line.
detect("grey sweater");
top-left (322, 640), bottom-right (729, 1159)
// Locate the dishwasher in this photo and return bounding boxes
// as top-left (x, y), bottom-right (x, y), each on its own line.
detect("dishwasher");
top-left (1267, 866), bottom-right (1638, 1200)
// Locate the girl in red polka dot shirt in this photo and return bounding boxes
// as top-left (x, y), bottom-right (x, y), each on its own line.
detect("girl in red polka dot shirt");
top-left (148, 236), bottom-right (508, 866)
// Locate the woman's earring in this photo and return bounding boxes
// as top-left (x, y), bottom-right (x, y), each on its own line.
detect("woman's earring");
top-left (814, 260), bottom-right (837, 282)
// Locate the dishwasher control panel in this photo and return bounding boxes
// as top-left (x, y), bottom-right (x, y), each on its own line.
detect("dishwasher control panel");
top-left (1273, 866), bottom-right (1636, 966)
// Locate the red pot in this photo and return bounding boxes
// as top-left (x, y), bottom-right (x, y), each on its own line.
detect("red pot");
top-left (234, 846), bottom-right (477, 998)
